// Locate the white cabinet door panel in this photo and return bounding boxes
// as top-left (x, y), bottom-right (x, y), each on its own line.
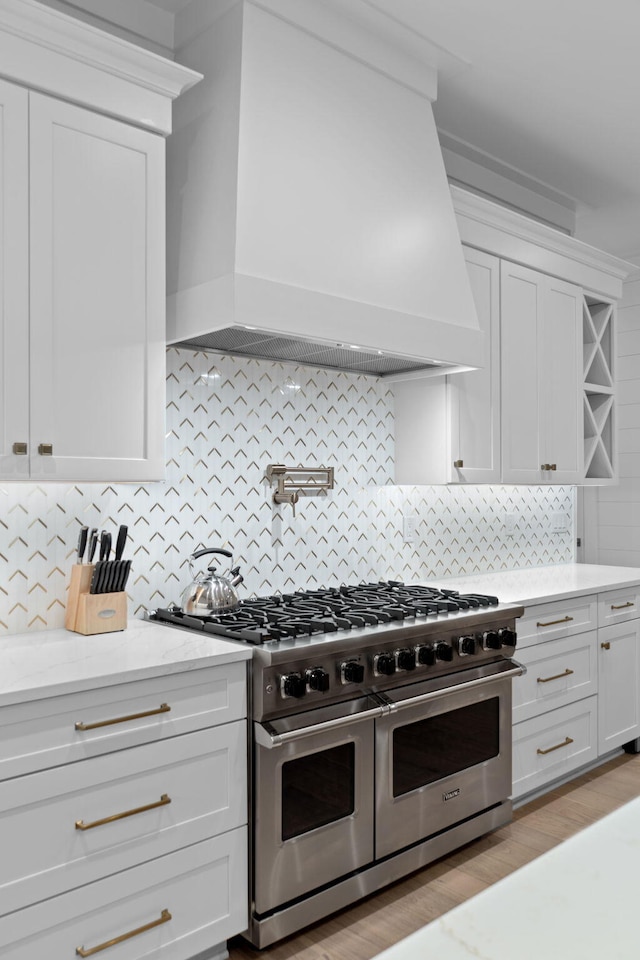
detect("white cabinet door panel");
top-left (543, 276), bottom-right (582, 482)
top-left (449, 247), bottom-right (500, 483)
top-left (598, 620), bottom-right (640, 754)
top-left (501, 261), bottom-right (542, 482)
top-left (0, 79), bottom-right (28, 478)
top-left (29, 93), bottom-right (165, 481)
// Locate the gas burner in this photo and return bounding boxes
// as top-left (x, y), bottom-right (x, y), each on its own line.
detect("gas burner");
top-left (150, 581), bottom-right (501, 644)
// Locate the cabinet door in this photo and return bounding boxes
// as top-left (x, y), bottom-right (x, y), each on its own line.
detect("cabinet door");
top-left (448, 247), bottom-right (500, 483)
top-left (541, 276), bottom-right (582, 483)
top-left (500, 261), bottom-right (543, 483)
top-left (598, 620), bottom-right (640, 754)
top-left (29, 93), bottom-right (165, 481)
top-left (0, 80), bottom-right (29, 478)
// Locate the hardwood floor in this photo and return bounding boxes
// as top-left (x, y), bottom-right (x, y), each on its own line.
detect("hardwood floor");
top-left (228, 753), bottom-right (640, 960)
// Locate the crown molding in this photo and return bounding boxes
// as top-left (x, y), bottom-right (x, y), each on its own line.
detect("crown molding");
top-left (452, 185), bottom-right (635, 299)
top-left (0, 0), bottom-right (201, 133)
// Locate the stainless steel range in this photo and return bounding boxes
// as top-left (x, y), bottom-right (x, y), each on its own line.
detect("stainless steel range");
top-left (150, 581), bottom-right (524, 948)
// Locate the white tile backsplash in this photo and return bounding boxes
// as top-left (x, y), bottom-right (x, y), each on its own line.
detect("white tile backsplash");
top-left (0, 349), bottom-right (575, 635)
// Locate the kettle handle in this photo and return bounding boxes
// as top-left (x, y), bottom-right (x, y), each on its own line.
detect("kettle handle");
top-left (191, 548), bottom-right (233, 562)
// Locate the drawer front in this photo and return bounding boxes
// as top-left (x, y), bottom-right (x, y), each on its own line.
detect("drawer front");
top-left (598, 587), bottom-right (640, 628)
top-left (512, 631), bottom-right (598, 723)
top-left (0, 661), bottom-right (246, 781)
top-left (1, 828), bottom-right (247, 960)
top-left (517, 596), bottom-right (598, 649)
top-left (512, 696), bottom-right (598, 800)
top-left (0, 721), bottom-right (247, 915)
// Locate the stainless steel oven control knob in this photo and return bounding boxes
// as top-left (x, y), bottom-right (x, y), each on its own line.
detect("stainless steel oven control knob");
top-left (458, 635), bottom-right (477, 656)
top-left (281, 673), bottom-right (306, 698)
top-left (374, 652), bottom-right (396, 676)
top-left (499, 628), bottom-right (517, 647)
top-left (306, 667), bottom-right (330, 692)
top-left (435, 642), bottom-right (454, 662)
top-left (416, 644), bottom-right (436, 666)
top-left (483, 630), bottom-right (502, 650)
top-left (395, 647), bottom-right (416, 671)
top-left (341, 660), bottom-right (365, 684)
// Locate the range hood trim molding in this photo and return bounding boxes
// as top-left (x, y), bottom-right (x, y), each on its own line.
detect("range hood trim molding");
top-left (167, 272), bottom-right (485, 377)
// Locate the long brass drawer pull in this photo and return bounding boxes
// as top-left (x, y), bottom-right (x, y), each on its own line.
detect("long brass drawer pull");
top-left (537, 736), bottom-right (574, 756)
top-left (76, 908), bottom-right (172, 956)
top-left (75, 794), bottom-right (171, 831)
top-left (537, 668), bottom-right (574, 684)
top-left (75, 703), bottom-right (171, 731)
top-left (611, 602), bottom-right (634, 610)
top-left (536, 616), bottom-right (574, 628)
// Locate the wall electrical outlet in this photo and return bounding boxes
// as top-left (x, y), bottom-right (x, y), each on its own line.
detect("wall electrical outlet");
top-left (551, 512), bottom-right (570, 533)
top-left (402, 515), bottom-right (417, 544)
top-left (505, 513), bottom-right (516, 536)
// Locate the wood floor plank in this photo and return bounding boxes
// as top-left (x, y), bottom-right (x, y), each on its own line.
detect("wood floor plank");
top-left (228, 754), bottom-right (640, 960)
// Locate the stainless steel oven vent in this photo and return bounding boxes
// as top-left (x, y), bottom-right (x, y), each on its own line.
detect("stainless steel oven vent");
top-left (176, 327), bottom-right (443, 378)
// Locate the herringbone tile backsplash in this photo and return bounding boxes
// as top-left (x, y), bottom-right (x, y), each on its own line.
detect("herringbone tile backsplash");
top-left (0, 349), bottom-right (575, 635)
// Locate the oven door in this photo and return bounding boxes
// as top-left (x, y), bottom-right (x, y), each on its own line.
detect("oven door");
top-left (253, 695), bottom-right (383, 916)
top-left (375, 660), bottom-right (523, 860)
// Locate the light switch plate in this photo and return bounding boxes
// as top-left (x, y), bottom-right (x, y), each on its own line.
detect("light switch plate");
top-left (403, 515), bottom-right (417, 544)
top-left (505, 512), bottom-right (516, 535)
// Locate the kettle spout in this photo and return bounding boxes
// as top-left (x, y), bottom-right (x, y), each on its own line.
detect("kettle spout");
top-left (230, 567), bottom-right (244, 589)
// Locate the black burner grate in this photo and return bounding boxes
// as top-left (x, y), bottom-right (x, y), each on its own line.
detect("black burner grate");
top-left (150, 581), bottom-right (500, 645)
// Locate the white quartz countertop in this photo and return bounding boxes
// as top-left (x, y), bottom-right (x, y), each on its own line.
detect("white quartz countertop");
top-left (372, 793), bottom-right (640, 960)
top-left (429, 563), bottom-right (640, 606)
top-left (0, 619), bottom-right (251, 707)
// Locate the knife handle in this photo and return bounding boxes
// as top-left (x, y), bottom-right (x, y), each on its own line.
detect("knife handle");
top-left (114, 524), bottom-right (128, 562)
top-left (87, 529), bottom-right (98, 563)
top-left (76, 526), bottom-right (88, 564)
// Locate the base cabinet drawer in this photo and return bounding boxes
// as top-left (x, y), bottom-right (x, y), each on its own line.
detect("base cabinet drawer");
top-left (512, 696), bottom-right (598, 800)
top-left (517, 596), bottom-right (598, 649)
top-left (512, 631), bottom-right (598, 723)
top-left (0, 828), bottom-right (247, 960)
top-left (0, 662), bottom-right (247, 782)
top-left (598, 587), bottom-right (640, 628)
top-left (0, 721), bottom-right (247, 914)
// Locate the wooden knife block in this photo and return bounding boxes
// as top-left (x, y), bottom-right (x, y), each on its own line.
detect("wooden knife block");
top-left (65, 563), bottom-right (127, 635)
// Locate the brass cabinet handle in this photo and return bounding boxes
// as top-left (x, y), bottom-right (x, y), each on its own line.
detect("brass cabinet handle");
top-left (75, 703), bottom-right (170, 731)
top-left (76, 908), bottom-right (172, 956)
top-left (453, 459), bottom-right (463, 468)
top-left (75, 793), bottom-right (171, 831)
top-left (537, 736), bottom-right (574, 756)
top-left (601, 641), bottom-right (611, 650)
top-left (611, 602), bottom-right (634, 610)
top-left (38, 442), bottom-right (53, 455)
top-left (12, 441), bottom-right (27, 455)
top-left (540, 463), bottom-right (557, 471)
top-left (537, 668), bottom-right (574, 684)
top-left (536, 616), bottom-right (574, 628)
top-left (550, 464), bottom-right (557, 471)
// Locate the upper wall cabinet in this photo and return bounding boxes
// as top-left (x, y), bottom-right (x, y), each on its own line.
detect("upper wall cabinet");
top-left (0, 0), bottom-right (199, 482)
top-left (501, 262), bottom-right (582, 484)
top-left (394, 189), bottom-right (633, 486)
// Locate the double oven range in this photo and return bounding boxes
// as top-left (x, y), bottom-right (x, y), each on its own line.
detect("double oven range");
top-left (150, 581), bottom-right (524, 948)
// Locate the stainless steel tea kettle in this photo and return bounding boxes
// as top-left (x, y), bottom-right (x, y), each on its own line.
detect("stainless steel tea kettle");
top-left (181, 548), bottom-right (244, 615)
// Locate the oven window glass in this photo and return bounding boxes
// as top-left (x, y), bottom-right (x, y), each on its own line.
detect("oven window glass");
top-left (281, 742), bottom-right (355, 841)
top-left (392, 697), bottom-right (500, 798)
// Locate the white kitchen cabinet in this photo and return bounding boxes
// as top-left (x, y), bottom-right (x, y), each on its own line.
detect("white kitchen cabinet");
top-left (0, 1), bottom-right (199, 482)
top-left (0, 78), bottom-right (29, 478)
top-left (0, 661), bottom-right (248, 959)
top-left (501, 261), bottom-right (582, 484)
top-left (598, 619), bottom-right (640, 754)
top-left (394, 246), bottom-right (500, 484)
top-left (28, 93), bottom-right (166, 481)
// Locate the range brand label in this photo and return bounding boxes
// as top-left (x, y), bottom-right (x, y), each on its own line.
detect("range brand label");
top-left (443, 788), bottom-right (460, 802)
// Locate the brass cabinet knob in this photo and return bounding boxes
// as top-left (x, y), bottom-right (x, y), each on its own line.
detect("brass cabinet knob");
top-left (12, 442), bottom-right (27, 455)
top-left (38, 443), bottom-right (53, 456)
top-left (601, 641), bottom-right (611, 650)
top-left (453, 459), bottom-right (463, 469)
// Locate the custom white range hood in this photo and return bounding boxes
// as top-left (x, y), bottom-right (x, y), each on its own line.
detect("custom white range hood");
top-left (166, 0), bottom-right (482, 378)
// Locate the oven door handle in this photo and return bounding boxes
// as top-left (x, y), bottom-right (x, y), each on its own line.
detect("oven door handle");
top-left (255, 703), bottom-right (386, 749)
top-left (383, 661), bottom-right (526, 714)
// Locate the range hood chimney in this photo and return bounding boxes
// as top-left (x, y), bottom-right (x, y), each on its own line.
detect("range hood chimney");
top-left (167, 0), bottom-right (482, 379)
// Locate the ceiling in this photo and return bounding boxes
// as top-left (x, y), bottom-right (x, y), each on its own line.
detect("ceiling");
top-left (89, 0), bottom-right (640, 261)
